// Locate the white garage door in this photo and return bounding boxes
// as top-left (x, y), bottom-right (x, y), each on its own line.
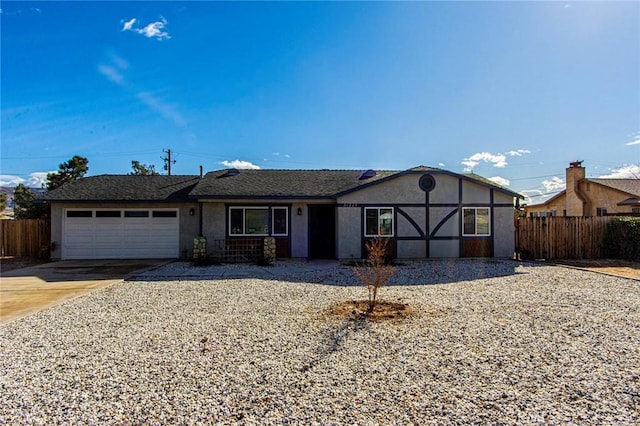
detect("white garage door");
top-left (63, 209), bottom-right (179, 259)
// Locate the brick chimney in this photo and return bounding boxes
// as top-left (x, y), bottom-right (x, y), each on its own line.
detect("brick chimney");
top-left (565, 161), bottom-right (586, 216)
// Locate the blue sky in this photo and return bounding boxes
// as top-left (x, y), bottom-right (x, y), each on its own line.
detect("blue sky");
top-left (1, 1), bottom-right (638, 204)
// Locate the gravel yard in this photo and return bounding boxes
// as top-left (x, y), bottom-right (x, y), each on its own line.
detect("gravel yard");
top-left (1, 260), bottom-right (638, 424)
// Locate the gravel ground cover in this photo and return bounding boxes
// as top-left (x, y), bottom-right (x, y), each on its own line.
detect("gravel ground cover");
top-left (1, 260), bottom-right (639, 424)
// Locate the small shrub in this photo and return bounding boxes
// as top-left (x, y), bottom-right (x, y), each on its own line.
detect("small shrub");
top-left (353, 238), bottom-right (396, 313)
top-left (602, 217), bottom-right (640, 261)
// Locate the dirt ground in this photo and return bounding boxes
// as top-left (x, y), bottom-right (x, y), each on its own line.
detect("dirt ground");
top-left (551, 259), bottom-right (640, 280)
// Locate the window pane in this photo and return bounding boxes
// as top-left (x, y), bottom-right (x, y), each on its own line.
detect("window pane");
top-left (230, 209), bottom-right (243, 234)
top-left (245, 209), bottom-right (268, 235)
top-left (273, 208), bottom-right (287, 235)
top-left (365, 209), bottom-right (379, 236)
top-left (67, 210), bottom-right (92, 218)
top-left (96, 210), bottom-right (121, 218)
top-left (476, 208), bottom-right (490, 234)
top-left (152, 211), bottom-right (177, 218)
top-left (124, 211), bottom-right (149, 218)
top-left (463, 209), bottom-right (475, 235)
top-left (379, 209), bottom-right (393, 236)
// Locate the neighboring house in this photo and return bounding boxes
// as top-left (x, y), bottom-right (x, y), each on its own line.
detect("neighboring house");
top-left (45, 166), bottom-right (522, 260)
top-left (525, 161), bottom-right (640, 217)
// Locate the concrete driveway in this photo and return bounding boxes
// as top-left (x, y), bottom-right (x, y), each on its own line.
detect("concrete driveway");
top-left (0, 259), bottom-right (168, 324)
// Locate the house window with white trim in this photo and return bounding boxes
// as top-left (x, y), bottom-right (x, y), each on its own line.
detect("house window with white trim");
top-left (596, 207), bottom-right (607, 217)
top-left (365, 207), bottom-right (394, 237)
top-left (229, 206), bottom-right (288, 236)
top-left (463, 207), bottom-right (490, 236)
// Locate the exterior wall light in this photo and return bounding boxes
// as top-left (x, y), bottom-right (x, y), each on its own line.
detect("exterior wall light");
top-left (297, 207), bottom-right (303, 216)
top-left (189, 208), bottom-right (195, 216)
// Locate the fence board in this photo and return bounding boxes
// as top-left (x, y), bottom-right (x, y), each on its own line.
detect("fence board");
top-left (0, 219), bottom-right (51, 258)
top-left (516, 216), bottom-right (611, 260)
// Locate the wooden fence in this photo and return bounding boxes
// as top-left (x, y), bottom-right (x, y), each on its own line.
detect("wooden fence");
top-left (516, 216), bottom-right (612, 260)
top-left (0, 219), bottom-right (50, 258)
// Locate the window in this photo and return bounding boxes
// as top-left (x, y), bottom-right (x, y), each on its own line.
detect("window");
top-left (463, 207), bottom-right (490, 236)
top-left (364, 207), bottom-right (394, 237)
top-left (272, 207), bottom-right (288, 236)
top-left (596, 207), bottom-right (607, 217)
top-left (152, 210), bottom-right (177, 218)
top-left (96, 210), bottom-right (121, 218)
top-left (229, 207), bottom-right (289, 236)
top-left (124, 211), bottom-right (149, 218)
top-left (632, 208), bottom-right (640, 214)
top-left (66, 210), bottom-right (92, 218)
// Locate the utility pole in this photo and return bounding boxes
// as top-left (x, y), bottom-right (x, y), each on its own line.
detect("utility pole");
top-left (161, 149), bottom-right (176, 175)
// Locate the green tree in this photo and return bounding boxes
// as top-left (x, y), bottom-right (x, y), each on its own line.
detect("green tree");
top-left (46, 155), bottom-right (89, 191)
top-left (129, 160), bottom-right (159, 175)
top-left (0, 192), bottom-right (6, 213)
top-left (13, 184), bottom-right (47, 219)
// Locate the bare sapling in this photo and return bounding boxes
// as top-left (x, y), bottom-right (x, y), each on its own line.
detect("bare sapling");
top-left (353, 237), bottom-right (396, 313)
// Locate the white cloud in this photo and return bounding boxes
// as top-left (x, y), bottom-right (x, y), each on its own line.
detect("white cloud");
top-left (438, 162), bottom-right (445, 167)
top-left (597, 164), bottom-right (640, 179)
top-left (220, 160), bottom-right (261, 170)
top-left (136, 92), bottom-right (186, 127)
top-left (542, 176), bottom-right (565, 192)
top-left (284, 154), bottom-right (291, 158)
top-left (122, 17), bottom-right (171, 40)
top-left (626, 138), bottom-right (640, 146)
top-left (97, 64), bottom-right (125, 85)
top-left (0, 175), bottom-right (25, 186)
top-left (520, 189), bottom-right (543, 205)
top-left (505, 149), bottom-right (531, 156)
top-left (121, 18), bottom-right (136, 31)
top-left (461, 152), bottom-right (508, 171)
top-left (488, 176), bottom-right (510, 187)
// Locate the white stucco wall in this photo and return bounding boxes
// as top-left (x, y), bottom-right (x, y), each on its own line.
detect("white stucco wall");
top-left (397, 207), bottom-right (425, 236)
top-left (339, 175), bottom-right (425, 204)
top-left (430, 207), bottom-right (459, 237)
top-left (397, 240), bottom-right (426, 259)
top-left (492, 206), bottom-right (515, 257)
top-left (337, 206), bottom-right (361, 260)
top-left (462, 180), bottom-right (490, 204)
top-left (429, 174), bottom-right (459, 204)
top-left (430, 240), bottom-right (459, 258)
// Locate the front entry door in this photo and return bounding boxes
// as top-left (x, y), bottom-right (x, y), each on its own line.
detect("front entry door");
top-left (308, 205), bottom-right (336, 259)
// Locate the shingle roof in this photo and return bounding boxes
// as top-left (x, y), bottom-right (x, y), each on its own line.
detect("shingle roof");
top-left (589, 178), bottom-right (640, 197)
top-left (44, 167), bottom-right (524, 202)
top-left (44, 175), bottom-right (200, 202)
top-left (189, 169), bottom-right (400, 199)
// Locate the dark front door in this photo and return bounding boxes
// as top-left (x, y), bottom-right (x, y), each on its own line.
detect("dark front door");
top-left (308, 205), bottom-right (336, 259)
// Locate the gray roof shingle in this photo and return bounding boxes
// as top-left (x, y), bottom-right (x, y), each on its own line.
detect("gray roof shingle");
top-left (589, 178), bottom-right (640, 197)
top-left (189, 169), bottom-right (400, 199)
top-left (44, 167), bottom-right (523, 202)
top-left (44, 175), bottom-right (200, 202)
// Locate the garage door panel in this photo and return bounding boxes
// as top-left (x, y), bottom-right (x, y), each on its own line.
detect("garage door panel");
top-left (63, 210), bottom-right (179, 259)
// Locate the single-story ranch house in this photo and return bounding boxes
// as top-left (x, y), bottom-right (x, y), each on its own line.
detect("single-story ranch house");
top-left (44, 166), bottom-right (522, 261)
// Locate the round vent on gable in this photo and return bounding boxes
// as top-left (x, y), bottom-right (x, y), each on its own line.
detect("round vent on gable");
top-left (419, 174), bottom-right (436, 192)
